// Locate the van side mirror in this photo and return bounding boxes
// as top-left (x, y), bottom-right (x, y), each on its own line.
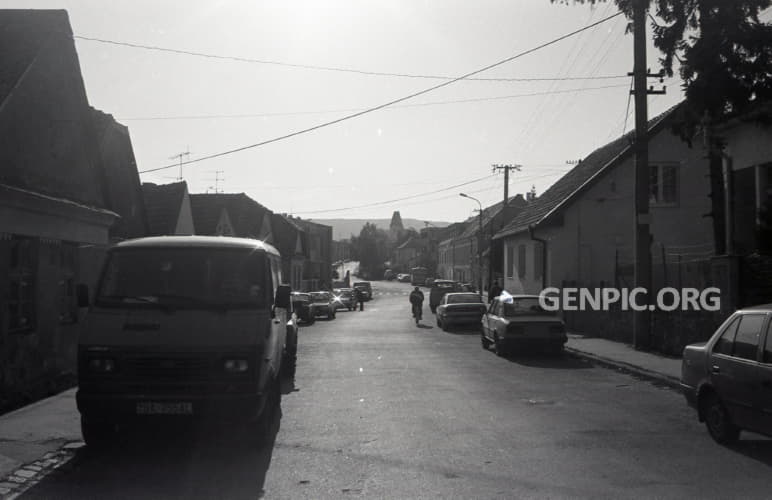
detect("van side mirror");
top-left (275, 284), bottom-right (291, 309)
top-left (76, 284), bottom-right (89, 307)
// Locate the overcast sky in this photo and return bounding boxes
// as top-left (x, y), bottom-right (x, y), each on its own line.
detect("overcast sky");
top-left (8, 0), bottom-right (764, 223)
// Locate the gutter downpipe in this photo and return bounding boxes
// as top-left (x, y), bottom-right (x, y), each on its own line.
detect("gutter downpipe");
top-left (528, 224), bottom-right (547, 291)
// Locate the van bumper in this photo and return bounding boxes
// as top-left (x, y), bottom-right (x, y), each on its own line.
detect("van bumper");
top-left (76, 390), bottom-right (262, 422)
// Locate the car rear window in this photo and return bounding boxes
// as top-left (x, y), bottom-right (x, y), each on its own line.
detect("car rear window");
top-left (433, 282), bottom-right (455, 290)
top-left (447, 294), bottom-right (481, 304)
top-left (502, 298), bottom-right (554, 316)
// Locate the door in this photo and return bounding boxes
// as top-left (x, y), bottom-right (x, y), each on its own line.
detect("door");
top-left (710, 313), bottom-right (765, 429)
top-left (756, 316), bottom-right (772, 435)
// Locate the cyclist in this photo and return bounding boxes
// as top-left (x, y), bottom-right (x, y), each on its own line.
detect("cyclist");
top-left (409, 286), bottom-right (424, 325)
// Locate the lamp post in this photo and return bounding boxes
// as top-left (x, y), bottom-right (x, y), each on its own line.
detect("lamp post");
top-left (460, 193), bottom-right (484, 298)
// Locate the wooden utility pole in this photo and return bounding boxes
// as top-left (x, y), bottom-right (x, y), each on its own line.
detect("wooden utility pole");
top-left (492, 164), bottom-right (522, 205)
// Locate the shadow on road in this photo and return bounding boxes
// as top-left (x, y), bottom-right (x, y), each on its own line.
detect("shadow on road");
top-left (22, 406), bottom-right (283, 499)
top-left (729, 438), bottom-right (772, 467)
top-left (416, 323), bottom-right (434, 329)
top-left (505, 353), bottom-right (594, 370)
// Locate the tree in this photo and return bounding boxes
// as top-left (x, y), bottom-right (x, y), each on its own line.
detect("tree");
top-left (556, 0), bottom-right (772, 253)
top-left (350, 223), bottom-right (391, 278)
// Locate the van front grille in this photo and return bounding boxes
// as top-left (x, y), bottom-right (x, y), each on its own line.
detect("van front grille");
top-left (126, 357), bottom-right (213, 379)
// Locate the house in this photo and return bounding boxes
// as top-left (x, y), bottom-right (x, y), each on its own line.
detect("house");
top-left (92, 108), bottom-right (149, 241)
top-left (493, 107), bottom-right (720, 353)
top-left (438, 196), bottom-right (527, 289)
top-left (188, 193), bottom-right (273, 243)
top-left (716, 102), bottom-right (772, 306)
top-left (394, 236), bottom-right (430, 272)
top-left (436, 222), bottom-right (467, 280)
top-left (271, 213), bottom-right (306, 291)
top-left (291, 218), bottom-right (332, 290)
top-left (142, 182), bottom-right (196, 236)
top-left (0, 10), bottom-right (124, 408)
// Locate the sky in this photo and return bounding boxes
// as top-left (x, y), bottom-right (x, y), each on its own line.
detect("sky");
top-left (6, 0), bottom-right (765, 224)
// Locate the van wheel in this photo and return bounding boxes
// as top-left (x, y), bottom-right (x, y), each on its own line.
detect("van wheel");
top-left (81, 416), bottom-right (115, 448)
top-left (253, 378), bottom-right (281, 447)
top-left (703, 392), bottom-right (740, 445)
top-left (493, 334), bottom-right (507, 357)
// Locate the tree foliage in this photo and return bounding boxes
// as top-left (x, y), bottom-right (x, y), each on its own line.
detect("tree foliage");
top-left (555, 0), bottom-right (772, 137)
top-left (350, 223), bottom-right (390, 278)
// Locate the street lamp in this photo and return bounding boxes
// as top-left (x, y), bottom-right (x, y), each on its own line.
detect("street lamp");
top-left (460, 193), bottom-right (484, 298)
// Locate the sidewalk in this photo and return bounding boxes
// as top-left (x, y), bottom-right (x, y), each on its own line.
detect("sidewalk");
top-left (0, 388), bottom-right (82, 498)
top-left (565, 334), bottom-right (682, 389)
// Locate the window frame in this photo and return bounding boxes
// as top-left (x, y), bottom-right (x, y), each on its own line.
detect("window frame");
top-left (649, 162), bottom-right (680, 207)
top-left (731, 313), bottom-right (766, 362)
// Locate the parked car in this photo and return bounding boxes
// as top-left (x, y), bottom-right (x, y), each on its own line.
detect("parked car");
top-left (680, 304), bottom-right (772, 445)
top-left (309, 291), bottom-right (336, 319)
top-left (291, 292), bottom-right (316, 324)
top-left (332, 288), bottom-right (356, 311)
top-left (384, 269), bottom-right (395, 280)
top-left (436, 292), bottom-right (487, 332)
top-left (397, 273), bottom-right (411, 283)
top-left (455, 282), bottom-right (477, 293)
top-left (425, 277), bottom-right (435, 287)
top-left (481, 295), bottom-right (566, 356)
top-left (352, 281), bottom-right (373, 301)
top-left (429, 280), bottom-right (457, 313)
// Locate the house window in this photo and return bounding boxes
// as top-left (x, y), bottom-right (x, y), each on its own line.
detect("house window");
top-left (8, 236), bottom-right (36, 332)
top-left (506, 244), bottom-right (514, 278)
top-left (518, 244), bottom-right (526, 279)
top-left (650, 163), bottom-right (679, 205)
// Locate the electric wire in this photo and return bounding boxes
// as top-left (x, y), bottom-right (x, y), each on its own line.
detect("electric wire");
top-left (120, 83), bottom-right (629, 122)
top-left (136, 10), bottom-right (624, 174)
top-left (73, 34), bottom-right (628, 83)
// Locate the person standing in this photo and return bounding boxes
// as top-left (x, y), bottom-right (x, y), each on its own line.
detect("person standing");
top-left (355, 287), bottom-right (365, 311)
top-left (488, 280), bottom-right (503, 304)
top-left (409, 287), bottom-right (424, 325)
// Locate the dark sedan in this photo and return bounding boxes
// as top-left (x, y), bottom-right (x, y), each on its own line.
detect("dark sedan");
top-left (291, 292), bottom-right (315, 325)
top-left (680, 304), bottom-right (772, 445)
top-left (436, 292), bottom-right (487, 331)
top-left (309, 291), bottom-right (336, 320)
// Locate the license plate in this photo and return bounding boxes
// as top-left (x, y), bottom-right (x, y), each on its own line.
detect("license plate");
top-left (136, 401), bottom-right (193, 415)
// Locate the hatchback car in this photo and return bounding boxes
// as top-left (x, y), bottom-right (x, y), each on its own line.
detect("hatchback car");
top-left (481, 295), bottom-right (566, 356)
top-left (680, 304), bottom-right (772, 445)
top-left (436, 292), bottom-right (487, 331)
top-left (309, 291), bottom-right (336, 320)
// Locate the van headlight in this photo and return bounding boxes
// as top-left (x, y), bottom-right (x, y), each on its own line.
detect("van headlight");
top-left (88, 358), bottom-right (116, 373)
top-left (223, 359), bottom-right (249, 373)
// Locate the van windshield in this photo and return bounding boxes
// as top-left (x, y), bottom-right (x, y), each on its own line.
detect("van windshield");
top-left (96, 248), bottom-right (268, 309)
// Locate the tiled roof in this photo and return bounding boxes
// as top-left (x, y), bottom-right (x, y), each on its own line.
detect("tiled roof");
top-left (189, 193), bottom-right (271, 238)
top-left (271, 213), bottom-right (305, 257)
top-left (458, 194), bottom-right (527, 239)
top-left (142, 182), bottom-right (187, 236)
top-left (494, 108), bottom-right (676, 239)
top-left (0, 10), bottom-right (71, 108)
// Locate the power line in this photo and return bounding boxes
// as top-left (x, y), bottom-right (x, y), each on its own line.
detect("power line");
top-left (121, 84), bottom-right (629, 122)
top-left (137, 10), bottom-right (623, 175)
top-left (292, 174), bottom-right (496, 215)
top-left (292, 170), bottom-right (564, 215)
top-left (73, 34), bottom-right (628, 83)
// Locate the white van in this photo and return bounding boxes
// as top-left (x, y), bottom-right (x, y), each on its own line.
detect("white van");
top-left (75, 236), bottom-right (297, 446)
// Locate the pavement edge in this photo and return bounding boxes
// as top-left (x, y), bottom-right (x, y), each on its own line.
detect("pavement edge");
top-left (565, 347), bottom-right (682, 391)
top-left (0, 442), bottom-right (83, 500)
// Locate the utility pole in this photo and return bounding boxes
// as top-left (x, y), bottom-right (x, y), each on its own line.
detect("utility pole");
top-left (492, 164), bottom-right (522, 205)
top-left (630, 0), bottom-right (665, 350)
top-left (170, 149), bottom-right (191, 182)
top-left (460, 193), bottom-right (484, 299)
top-left (491, 164), bottom-right (522, 290)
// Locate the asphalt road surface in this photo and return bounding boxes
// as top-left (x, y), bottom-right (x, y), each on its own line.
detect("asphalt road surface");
top-left (23, 279), bottom-right (772, 499)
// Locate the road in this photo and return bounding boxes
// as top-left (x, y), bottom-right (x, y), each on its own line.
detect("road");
top-left (22, 279), bottom-right (772, 499)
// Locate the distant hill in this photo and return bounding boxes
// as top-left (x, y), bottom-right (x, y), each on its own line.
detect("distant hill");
top-left (311, 218), bottom-right (451, 240)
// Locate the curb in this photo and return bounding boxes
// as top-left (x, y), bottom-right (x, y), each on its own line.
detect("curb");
top-left (565, 347), bottom-right (682, 391)
top-left (0, 442), bottom-right (83, 500)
